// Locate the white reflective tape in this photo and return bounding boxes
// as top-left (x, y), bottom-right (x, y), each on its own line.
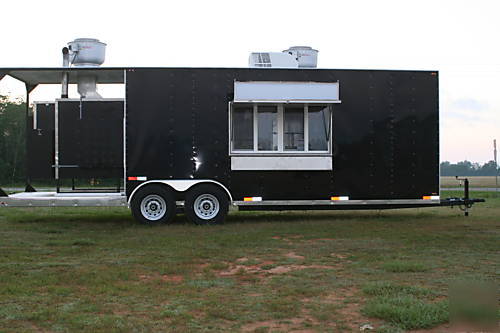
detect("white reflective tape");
top-left (136, 176), bottom-right (147, 181)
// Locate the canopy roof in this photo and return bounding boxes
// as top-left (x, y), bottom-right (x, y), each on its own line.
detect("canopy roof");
top-left (0, 68), bottom-right (125, 87)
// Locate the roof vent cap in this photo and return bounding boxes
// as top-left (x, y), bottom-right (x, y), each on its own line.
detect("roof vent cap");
top-left (67, 38), bottom-right (106, 67)
top-left (283, 46), bottom-right (318, 68)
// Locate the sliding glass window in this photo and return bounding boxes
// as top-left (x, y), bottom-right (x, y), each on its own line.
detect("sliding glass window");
top-left (308, 105), bottom-right (330, 151)
top-left (284, 106), bottom-right (304, 151)
top-left (231, 105), bottom-right (254, 150)
top-left (258, 106), bottom-right (278, 151)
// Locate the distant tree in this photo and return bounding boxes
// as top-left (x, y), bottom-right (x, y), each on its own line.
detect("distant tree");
top-left (441, 160), bottom-right (499, 176)
top-left (0, 95), bottom-right (26, 184)
top-left (478, 160), bottom-right (498, 176)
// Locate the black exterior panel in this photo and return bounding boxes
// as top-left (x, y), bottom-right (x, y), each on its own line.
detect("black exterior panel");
top-left (126, 68), bottom-right (439, 200)
top-left (27, 103), bottom-right (55, 179)
top-left (58, 100), bottom-right (123, 179)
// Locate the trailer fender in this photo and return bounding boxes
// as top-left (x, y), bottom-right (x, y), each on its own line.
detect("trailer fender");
top-left (127, 180), bottom-right (233, 205)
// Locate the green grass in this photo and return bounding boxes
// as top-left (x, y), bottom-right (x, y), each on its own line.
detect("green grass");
top-left (0, 191), bottom-right (498, 332)
top-left (362, 295), bottom-right (448, 330)
top-left (361, 282), bottom-right (446, 330)
top-left (362, 282), bottom-right (435, 298)
top-left (381, 261), bottom-right (430, 273)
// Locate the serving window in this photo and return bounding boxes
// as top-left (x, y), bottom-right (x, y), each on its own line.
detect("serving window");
top-left (230, 80), bottom-right (339, 170)
top-left (230, 103), bottom-right (332, 155)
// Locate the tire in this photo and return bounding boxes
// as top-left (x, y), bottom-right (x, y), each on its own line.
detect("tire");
top-left (185, 184), bottom-right (229, 225)
top-left (131, 185), bottom-right (176, 225)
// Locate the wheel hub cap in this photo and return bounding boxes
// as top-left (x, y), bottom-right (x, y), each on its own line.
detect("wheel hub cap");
top-left (194, 194), bottom-right (220, 220)
top-left (140, 194), bottom-right (167, 221)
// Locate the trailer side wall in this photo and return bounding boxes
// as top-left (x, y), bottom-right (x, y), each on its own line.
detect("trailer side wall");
top-left (126, 68), bottom-right (439, 201)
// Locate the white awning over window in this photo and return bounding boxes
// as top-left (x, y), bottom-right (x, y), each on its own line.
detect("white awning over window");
top-left (234, 81), bottom-right (340, 103)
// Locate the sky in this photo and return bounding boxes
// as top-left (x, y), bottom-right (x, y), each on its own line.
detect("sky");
top-left (0, 0), bottom-right (498, 163)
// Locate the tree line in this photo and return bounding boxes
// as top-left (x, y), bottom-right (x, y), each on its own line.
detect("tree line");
top-left (440, 160), bottom-right (498, 177)
top-left (0, 95), bottom-right (25, 184)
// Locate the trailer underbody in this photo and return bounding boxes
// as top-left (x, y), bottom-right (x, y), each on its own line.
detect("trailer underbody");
top-left (0, 188), bottom-right (484, 217)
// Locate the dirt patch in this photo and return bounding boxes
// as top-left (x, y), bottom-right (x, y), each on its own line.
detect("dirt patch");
top-left (271, 236), bottom-right (294, 244)
top-left (288, 235), bottom-right (304, 239)
top-left (323, 287), bottom-right (357, 301)
top-left (330, 253), bottom-right (348, 259)
top-left (219, 262), bottom-right (335, 276)
top-left (267, 265), bottom-right (335, 274)
top-left (138, 274), bottom-right (154, 281)
top-left (160, 275), bottom-right (184, 283)
top-left (241, 286), bottom-right (374, 332)
top-left (112, 309), bottom-right (133, 316)
top-left (271, 235), bottom-right (304, 244)
top-left (241, 317), bottom-right (315, 332)
top-left (219, 252), bottom-right (346, 278)
top-left (219, 264), bottom-right (263, 276)
top-left (265, 266), bottom-right (294, 274)
top-left (305, 238), bottom-right (336, 245)
top-left (285, 252), bottom-right (305, 260)
top-left (236, 257), bottom-right (249, 263)
top-left (138, 274), bottom-right (184, 283)
top-left (321, 288), bottom-right (381, 331)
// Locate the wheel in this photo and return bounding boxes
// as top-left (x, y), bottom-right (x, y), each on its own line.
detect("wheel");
top-left (185, 184), bottom-right (229, 225)
top-left (131, 185), bottom-right (176, 225)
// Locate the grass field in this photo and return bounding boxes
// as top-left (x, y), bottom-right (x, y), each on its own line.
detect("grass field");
top-left (441, 176), bottom-right (499, 188)
top-left (0, 191), bottom-right (498, 332)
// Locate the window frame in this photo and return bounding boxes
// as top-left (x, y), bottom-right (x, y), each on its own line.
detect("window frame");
top-left (229, 102), bottom-right (333, 156)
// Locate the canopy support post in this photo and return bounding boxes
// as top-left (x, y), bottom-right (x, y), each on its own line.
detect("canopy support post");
top-left (24, 83), bottom-right (38, 193)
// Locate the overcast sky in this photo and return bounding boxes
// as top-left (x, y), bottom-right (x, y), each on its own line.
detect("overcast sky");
top-left (0, 0), bottom-right (498, 163)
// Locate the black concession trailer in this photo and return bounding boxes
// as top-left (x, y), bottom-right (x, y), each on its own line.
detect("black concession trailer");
top-left (0, 50), bottom-right (484, 224)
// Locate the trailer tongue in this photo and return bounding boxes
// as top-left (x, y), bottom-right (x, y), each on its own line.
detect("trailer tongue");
top-left (439, 178), bottom-right (486, 216)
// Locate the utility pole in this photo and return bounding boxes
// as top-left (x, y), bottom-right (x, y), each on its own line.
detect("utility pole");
top-left (495, 139), bottom-right (498, 192)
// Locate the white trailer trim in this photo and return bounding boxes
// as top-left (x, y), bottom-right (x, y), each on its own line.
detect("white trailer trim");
top-left (234, 199), bottom-right (441, 206)
top-left (231, 156), bottom-right (332, 170)
top-left (127, 179), bottom-right (234, 205)
top-left (33, 103), bottom-right (37, 129)
top-left (234, 81), bottom-right (340, 102)
top-left (0, 192), bottom-right (440, 208)
top-left (0, 192), bottom-right (127, 207)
